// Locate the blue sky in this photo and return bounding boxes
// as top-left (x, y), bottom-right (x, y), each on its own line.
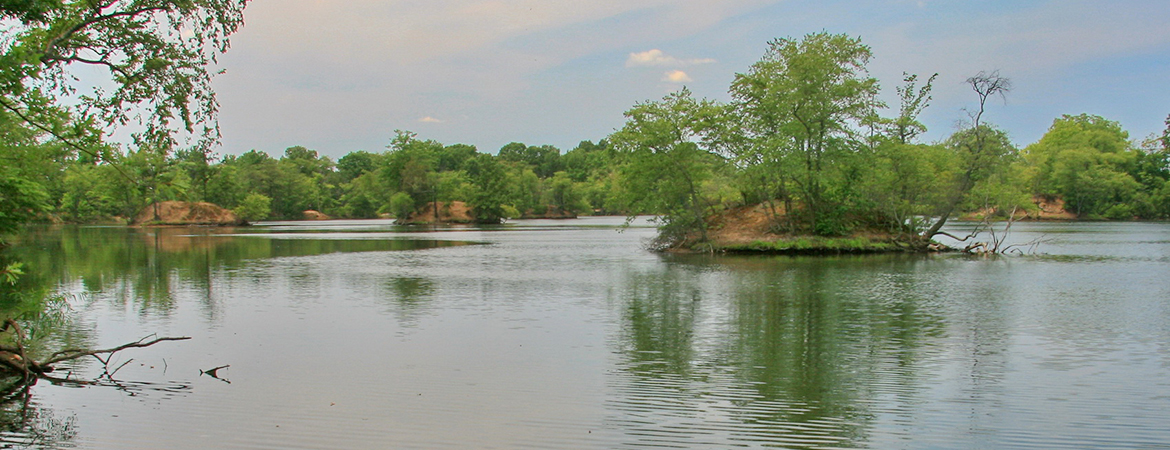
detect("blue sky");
top-left (211, 0), bottom-right (1170, 159)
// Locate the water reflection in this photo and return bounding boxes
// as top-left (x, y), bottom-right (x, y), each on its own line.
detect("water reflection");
top-left (0, 220), bottom-right (1166, 449)
top-left (0, 391), bottom-right (76, 449)
top-left (7, 225), bottom-right (473, 318)
top-left (383, 277), bottom-right (437, 327)
top-left (610, 255), bottom-right (953, 448)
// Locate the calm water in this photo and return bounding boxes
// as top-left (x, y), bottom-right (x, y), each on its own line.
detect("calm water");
top-left (2, 218), bottom-right (1169, 449)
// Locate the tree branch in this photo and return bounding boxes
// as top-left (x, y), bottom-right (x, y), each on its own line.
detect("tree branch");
top-left (43, 335), bottom-right (191, 366)
top-left (43, 5), bottom-right (171, 59)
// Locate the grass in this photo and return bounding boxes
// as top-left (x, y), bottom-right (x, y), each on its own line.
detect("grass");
top-left (713, 236), bottom-right (901, 254)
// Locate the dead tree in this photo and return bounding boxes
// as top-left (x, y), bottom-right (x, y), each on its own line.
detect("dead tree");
top-left (920, 70), bottom-right (1013, 246)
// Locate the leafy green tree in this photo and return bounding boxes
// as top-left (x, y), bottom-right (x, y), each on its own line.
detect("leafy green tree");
top-left (438, 144), bottom-right (478, 172)
top-left (336, 151), bottom-right (380, 184)
top-left (280, 146), bottom-right (334, 213)
top-left (217, 150), bottom-right (319, 219)
top-left (388, 192), bottom-right (414, 222)
top-left (383, 131), bottom-right (443, 212)
top-left (174, 147), bottom-right (216, 202)
top-left (1023, 114), bottom-right (1140, 218)
top-left (283, 146), bottom-right (334, 178)
top-left (859, 72), bottom-right (957, 234)
top-left (233, 192), bottom-right (271, 222)
top-left (611, 88), bottom-right (725, 247)
top-left (507, 166), bottom-right (542, 216)
top-left (0, 166), bottom-right (48, 243)
top-left (562, 140), bottom-right (611, 183)
top-left (864, 142), bottom-right (957, 234)
top-left (1130, 115), bottom-right (1170, 218)
top-left (337, 170), bottom-right (389, 218)
top-left (59, 160), bottom-right (137, 221)
top-left (1, 0), bottom-right (248, 236)
top-left (544, 171), bottom-right (589, 215)
top-left (728, 32), bottom-right (882, 235)
top-left (887, 72), bottom-right (938, 145)
top-left (498, 142), bottom-right (562, 178)
top-left (127, 146), bottom-right (188, 220)
top-left (464, 154), bottom-right (511, 223)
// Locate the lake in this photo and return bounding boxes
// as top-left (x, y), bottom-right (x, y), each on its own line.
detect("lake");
top-left (2, 218), bottom-right (1169, 449)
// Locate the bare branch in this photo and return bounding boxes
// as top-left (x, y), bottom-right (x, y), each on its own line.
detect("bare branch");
top-left (42, 336), bottom-right (191, 366)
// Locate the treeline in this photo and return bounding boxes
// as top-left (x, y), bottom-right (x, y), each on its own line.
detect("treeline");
top-left (3, 32), bottom-right (1169, 248)
top-left (10, 131), bottom-right (623, 224)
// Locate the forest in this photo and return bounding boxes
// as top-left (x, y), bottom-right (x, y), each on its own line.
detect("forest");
top-left (2, 17), bottom-right (1169, 252)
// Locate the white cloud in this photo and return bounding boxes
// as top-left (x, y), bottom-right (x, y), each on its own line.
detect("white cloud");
top-left (662, 70), bottom-right (693, 83)
top-left (626, 49), bottom-right (716, 67)
top-left (418, 116), bottom-right (444, 123)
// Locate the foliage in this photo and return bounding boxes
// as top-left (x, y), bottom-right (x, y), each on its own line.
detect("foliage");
top-left (0, 166), bottom-right (48, 241)
top-left (610, 88), bottom-right (726, 248)
top-left (1, 0), bottom-right (250, 150)
top-left (1022, 114), bottom-right (1150, 219)
top-left (388, 192), bottom-right (414, 221)
top-left (463, 154), bottom-right (511, 223)
top-left (232, 193), bottom-right (271, 222)
top-left (727, 32), bottom-right (882, 235)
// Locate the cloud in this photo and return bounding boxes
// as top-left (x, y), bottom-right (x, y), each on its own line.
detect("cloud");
top-left (662, 70), bottom-right (693, 83)
top-left (418, 116), bottom-right (444, 123)
top-left (626, 49), bottom-right (716, 67)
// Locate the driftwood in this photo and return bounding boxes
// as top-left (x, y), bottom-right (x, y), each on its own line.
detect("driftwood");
top-left (0, 319), bottom-right (190, 381)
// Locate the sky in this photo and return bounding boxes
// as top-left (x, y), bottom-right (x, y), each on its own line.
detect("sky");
top-left (209, 0), bottom-right (1170, 159)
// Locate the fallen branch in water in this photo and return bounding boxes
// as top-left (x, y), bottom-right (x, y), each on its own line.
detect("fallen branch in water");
top-left (0, 319), bottom-right (190, 379)
top-left (42, 335), bottom-right (192, 366)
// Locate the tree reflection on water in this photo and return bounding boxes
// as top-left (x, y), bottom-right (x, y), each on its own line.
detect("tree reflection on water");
top-left (610, 254), bottom-right (947, 448)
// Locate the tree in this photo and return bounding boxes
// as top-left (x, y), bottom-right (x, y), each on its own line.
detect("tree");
top-left (438, 144), bottom-right (478, 172)
top-left (232, 192), bottom-right (270, 222)
top-left (611, 88), bottom-right (725, 248)
top-left (174, 146), bottom-right (216, 202)
top-left (336, 151), bottom-right (379, 184)
top-left (921, 71), bottom-right (1016, 241)
top-left (887, 72), bottom-right (938, 145)
top-left (1, 0), bottom-right (249, 150)
top-left (858, 72), bottom-right (956, 235)
top-left (498, 142), bottom-right (562, 178)
top-left (728, 32), bottom-right (882, 235)
top-left (383, 130), bottom-right (442, 213)
top-left (562, 139), bottom-right (610, 182)
top-left (0, 167), bottom-right (48, 244)
top-left (545, 172), bottom-right (587, 216)
top-left (463, 154), bottom-right (511, 224)
top-left (1023, 114), bottom-right (1140, 218)
top-left (1127, 114), bottom-right (1170, 218)
top-left (280, 146), bottom-right (334, 213)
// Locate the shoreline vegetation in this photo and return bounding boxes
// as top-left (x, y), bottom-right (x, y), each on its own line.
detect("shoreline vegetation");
top-left (4, 30), bottom-right (1169, 257)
